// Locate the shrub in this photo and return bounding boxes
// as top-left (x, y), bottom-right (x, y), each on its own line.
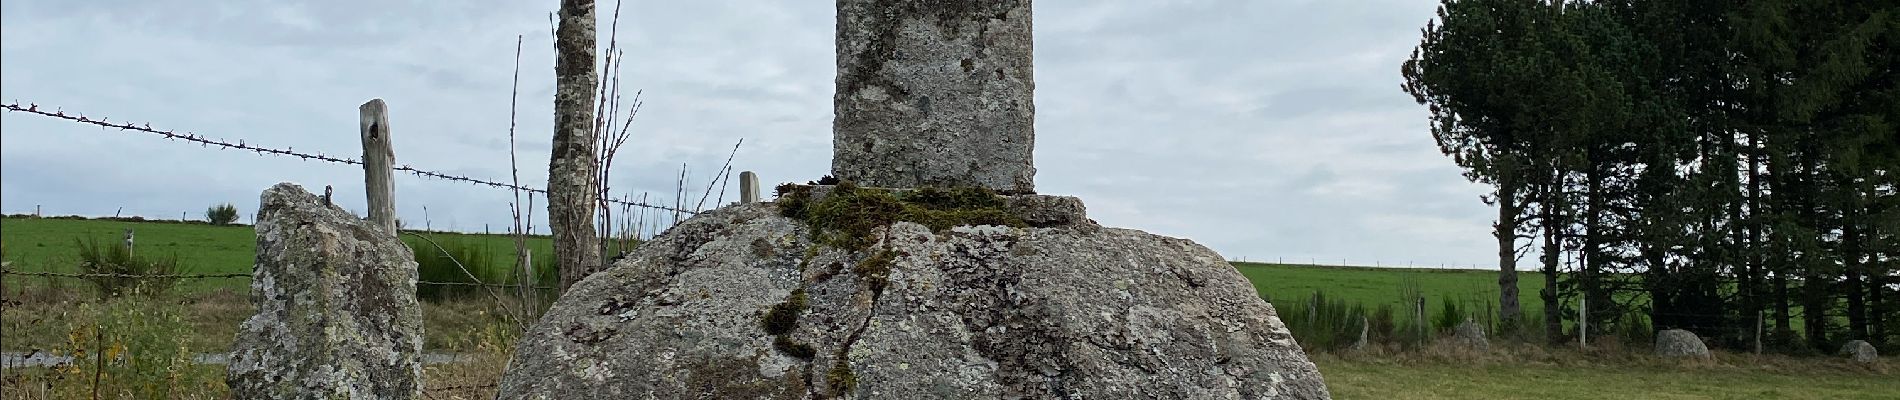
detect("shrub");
top-left (1434, 297), bottom-right (1467, 333)
top-left (204, 203), bottom-right (239, 225)
top-left (406, 236), bottom-right (557, 302)
top-left (74, 237), bottom-right (184, 298)
top-left (1277, 291), bottom-right (1370, 352)
top-left (54, 297), bottom-right (219, 398)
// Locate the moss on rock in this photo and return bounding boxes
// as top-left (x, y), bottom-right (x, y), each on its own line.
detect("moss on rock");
top-left (776, 181), bottom-right (1027, 251)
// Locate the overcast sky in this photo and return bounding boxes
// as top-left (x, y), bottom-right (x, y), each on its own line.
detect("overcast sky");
top-left (0, 0), bottom-right (1498, 268)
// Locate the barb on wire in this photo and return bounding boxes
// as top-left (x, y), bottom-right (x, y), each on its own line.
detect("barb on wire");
top-left (2, 101), bottom-right (697, 215)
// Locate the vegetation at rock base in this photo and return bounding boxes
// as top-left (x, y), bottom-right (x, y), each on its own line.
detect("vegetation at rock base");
top-left (774, 181), bottom-right (1025, 251)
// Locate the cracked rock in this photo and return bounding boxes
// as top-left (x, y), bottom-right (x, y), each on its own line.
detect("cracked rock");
top-left (499, 202), bottom-right (1329, 399)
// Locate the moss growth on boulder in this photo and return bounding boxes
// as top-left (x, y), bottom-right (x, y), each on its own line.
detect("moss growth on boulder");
top-left (776, 182), bottom-right (1027, 251)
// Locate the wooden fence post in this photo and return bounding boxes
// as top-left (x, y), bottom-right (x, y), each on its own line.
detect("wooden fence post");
top-left (359, 99), bottom-right (397, 235)
top-left (1579, 297), bottom-right (1589, 348)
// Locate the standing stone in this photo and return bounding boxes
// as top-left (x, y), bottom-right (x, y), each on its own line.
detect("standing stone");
top-left (833, 0), bottom-right (1036, 192)
top-left (1453, 318), bottom-right (1489, 350)
top-left (1839, 340), bottom-right (1878, 363)
top-left (228, 183), bottom-right (423, 399)
top-left (1654, 329), bottom-right (1711, 359)
top-left (739, 171), bottom-right (761, 203)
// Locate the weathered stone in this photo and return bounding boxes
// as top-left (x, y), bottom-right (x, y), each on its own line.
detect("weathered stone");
top-left (1839, 340), bottom-right (1878, 363)
top-left (1348, 315), bottom-right (1370, 352)
top-left (1654, 329), bottom-right (1710, 359)
top-left (740, 171), bottom-right (762, 203)
top-left (500, 201), bottom-right (1330, 399)
top-left (228, 183), bottom-right (423, 400)
top-left (832, 0), bottom-right (1036, 192)
top-left (1453, 318), bottom-right (1488, 350)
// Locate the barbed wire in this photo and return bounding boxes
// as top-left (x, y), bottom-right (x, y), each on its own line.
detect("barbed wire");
top-left (0, 269), bottom-right (553, 290)
top-left (2, 101), bottom-right (698, 215)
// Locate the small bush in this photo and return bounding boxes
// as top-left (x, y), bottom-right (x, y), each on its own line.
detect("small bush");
top-left (1277, 291), bottom-right (1370, 352)
top-left (75, 237), bottom-right (184, 298)
top-left (1434, 298), bottom-right (1467, 333)
top-left (53, 297), bottom-right (220, 398)
top-left (205, 203), bottom-right (239, 225)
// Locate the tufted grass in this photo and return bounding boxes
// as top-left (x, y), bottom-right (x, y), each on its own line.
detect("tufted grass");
top-left (1312, 347), bottom-right (1896, 399)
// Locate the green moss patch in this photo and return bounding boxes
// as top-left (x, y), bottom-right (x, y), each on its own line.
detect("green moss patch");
top-left (825, 354), bottom-right (857, 395)
top-left (762, 288), bottom-right (808, 335)
top-left (777, 182), bottom-right (1026, 251)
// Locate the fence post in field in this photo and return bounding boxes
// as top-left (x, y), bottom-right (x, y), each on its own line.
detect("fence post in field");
top-left (359, 99), bottom-right (397, 235)
top-left (1579, 297), bottom-right (1588, 347)
top-left (1754, 310), bottom-right (1763, 354)
top-left (739, 171), bottom-right (760, 203)
top-left (123, 228), bottom-right (135, 256)
top-left (1415, 296), bottom-right (1426, 343)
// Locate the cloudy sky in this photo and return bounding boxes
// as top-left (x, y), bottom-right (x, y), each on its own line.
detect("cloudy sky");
top-left (0, 0), bottom-right (1498, 269)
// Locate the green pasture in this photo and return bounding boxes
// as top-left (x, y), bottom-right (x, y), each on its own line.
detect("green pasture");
top-left (0, 216), bottom-right (555, 293)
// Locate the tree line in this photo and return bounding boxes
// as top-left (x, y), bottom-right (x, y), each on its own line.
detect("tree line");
top-left (1403, 0), bottom-right (1897, 352)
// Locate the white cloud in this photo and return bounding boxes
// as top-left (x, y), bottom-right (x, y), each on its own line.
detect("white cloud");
top-left (1, 0), bottom-right (1499, 269)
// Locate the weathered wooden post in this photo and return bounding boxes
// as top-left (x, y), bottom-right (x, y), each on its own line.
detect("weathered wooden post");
top-left (1579, 297), bottom-right (1589, 347)
top-left (123, 228), bottom-right (135, 257)
top-left (739, 171), bottom-right (760, 203)
top-left (359, 99), bottom-right (397, 235)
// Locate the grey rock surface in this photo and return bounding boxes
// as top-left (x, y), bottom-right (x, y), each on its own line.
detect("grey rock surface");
top-left (832, 0), bottom-right (1036, 192)
top-left (1653, 329), bottom-right (1710, 359)
top-left (227, 183), bottom-right (423, 400)
top-left (1452, 318), bottom-right (1488, 350)
top-left (500, 201), bottom-right (1329, 399)
top-left (1839, 340), bottom-right (1878, 363)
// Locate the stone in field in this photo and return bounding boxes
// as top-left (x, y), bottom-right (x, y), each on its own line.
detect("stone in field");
top-left (500, 190), bottom-right (1330, 399)
top-left (227, 182), bottom-right (423, 399)
top-left (1653, 329), bottom-right (1710, 359)
top-left (1839, 340), bottom-right (1877, 363)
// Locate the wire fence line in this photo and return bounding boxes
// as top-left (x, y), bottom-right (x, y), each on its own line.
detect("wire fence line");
top-left (0, 268), bottom-right (555, 291)
top-left (2, 101), bottom-right (699, 215)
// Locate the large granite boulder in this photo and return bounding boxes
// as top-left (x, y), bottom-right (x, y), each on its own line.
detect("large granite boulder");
top-left (227, 183), bottom-right (423, 399)
top-left (501, 186), bottom-right (1328, 399)
top-left (1654, 329), bottom-right (1710, 359)
top-left (1839, 340), bottom-right (1878, 363)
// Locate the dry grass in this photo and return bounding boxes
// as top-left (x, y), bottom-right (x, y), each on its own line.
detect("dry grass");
top-left (1317, 339), bottom-right (1894, 399)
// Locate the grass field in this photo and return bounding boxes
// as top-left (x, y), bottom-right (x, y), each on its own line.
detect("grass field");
top-left (0, 216), bottom-right (556, 293)
top-left (3, 216), bottom-right (1893, 399)
top-left (1314, 351), bottom-right (1896, 399)
top-left (1235, 261), bottom-right (1546, 317)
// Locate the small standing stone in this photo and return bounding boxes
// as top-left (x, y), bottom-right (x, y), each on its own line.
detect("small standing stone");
top-left (1654, 329), bottom-right (1711, 359)
top-left (832, 0), bottom-right (1036, 192)
top-left (228, 183), bottom-right (423, 399)
top-left (1453, 318), bottom-right (1489, 350)
top-left (1839, 340), bottom-right (1878, 363)
top-left (740, 171), bottom-right (761, 203)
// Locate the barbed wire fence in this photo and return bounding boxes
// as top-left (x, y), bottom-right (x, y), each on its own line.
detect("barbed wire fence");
top-left (1, 101), bottom-right (700, 215)
top-left (0, 99), bottom-right (716, 395)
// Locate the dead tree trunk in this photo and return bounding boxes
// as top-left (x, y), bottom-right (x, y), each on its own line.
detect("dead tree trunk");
top-left (551, 0), bottom-right (601, 292)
